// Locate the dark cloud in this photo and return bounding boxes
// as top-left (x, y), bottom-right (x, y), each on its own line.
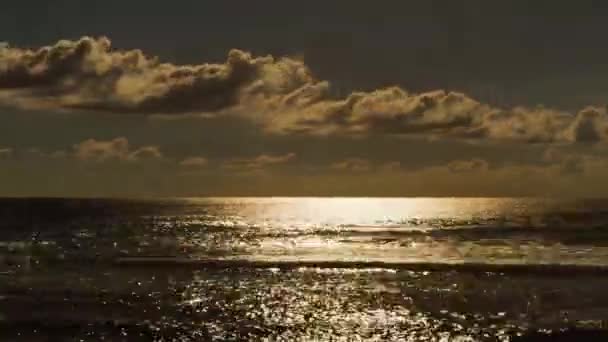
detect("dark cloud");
top-left (562, 107), bottom-right (607, 143)
top-left (2, 37), bottom-right (608, 143)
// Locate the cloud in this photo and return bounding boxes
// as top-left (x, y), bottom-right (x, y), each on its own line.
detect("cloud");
top-left (330, 159), bottom-right (406, 173)
top-left (560, 107), bottom-right (607, 143)
top-left (128, 146), bottom-right (163, 160)
top-left (322, 156), bottom-right (608, 197)
top-left (73, 137), bottom-right (162, 162)
top-left (179, 156), bottom-right (208, 167)
top-left (2, 37), bottom-right (608, 143)
top-left (222, 152), bottom-right (296, 170)
top-left (447, 158), bottom-right (489, 173)
top-left (379, 161), bottom-right (402, 172)
top-left (0, 147), bottom-right (12, 158)
top-left (268, 88), bottom-right (608, 143)
top-left (0, 36), bottom-right (316, 115)
top-left (21, 148), bottom-right (68, 160)
top-left (208, 155), bottom-right (608, 197)
top-left (330, 158), bottom-right (490, 174)
top-left (543, 147), bottom-right (591, 175)
top-left (330, 158), bottom-right (372, 172)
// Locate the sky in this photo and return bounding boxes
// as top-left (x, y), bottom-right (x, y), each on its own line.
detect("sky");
top-left (1, 0), bottom-right (608, 197)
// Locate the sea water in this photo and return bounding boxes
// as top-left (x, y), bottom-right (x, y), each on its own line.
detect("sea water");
top-left (2, 197), bottom-right (608, 341)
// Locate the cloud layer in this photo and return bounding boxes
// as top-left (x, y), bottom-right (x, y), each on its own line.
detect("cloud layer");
top-left (0, 37), bottom-right (315, 115)
top-left (268, 88), bottom-right (608, 143)
top-left (2, 37), bottom-right (608, 143)
top-left (330, 158), bottom-right (372, 172)
top-left (0, 147), bottom-right (12, 158)
top-left (73, 137), bottom-right (162, 162)
top-left (179, 156), bottom-right (209, 168)
top-left (447, 158), bottom-right (490, 173)
top-left (222, 153), bottom-right (297, 170)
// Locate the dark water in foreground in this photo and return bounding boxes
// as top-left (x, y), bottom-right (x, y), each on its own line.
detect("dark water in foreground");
top-left (3, 197), bottom-right (608, 341)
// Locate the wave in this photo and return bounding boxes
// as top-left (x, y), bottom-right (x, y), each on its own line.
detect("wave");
top-left (113, 257), bottom-right (608, 276)
top-left (240, 225), bottom-right (608, 247)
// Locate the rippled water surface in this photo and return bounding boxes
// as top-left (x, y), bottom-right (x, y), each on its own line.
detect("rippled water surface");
top-left (3, 197), bottom-right (608, 340)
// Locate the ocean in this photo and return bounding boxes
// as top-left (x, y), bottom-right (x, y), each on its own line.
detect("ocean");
top-left (2, 197), bottom-right (608, 341)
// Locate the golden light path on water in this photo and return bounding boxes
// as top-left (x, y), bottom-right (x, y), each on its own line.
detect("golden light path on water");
top-left (175, 197), bottom-right (608, 266)
top-left (147, 197), bottom-right (608, 340)
top-left (188, 197), bottom-right (517, 224)
top-left (161, 198), bottom-right (510, 340)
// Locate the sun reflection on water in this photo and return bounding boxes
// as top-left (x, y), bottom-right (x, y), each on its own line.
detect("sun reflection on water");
top-left (5, 198), bottom-right (608, 340)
